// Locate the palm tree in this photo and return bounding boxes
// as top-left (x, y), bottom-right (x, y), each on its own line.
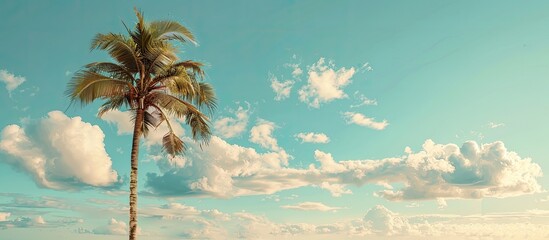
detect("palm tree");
top-left (66, 9), bottom-right (216, 240)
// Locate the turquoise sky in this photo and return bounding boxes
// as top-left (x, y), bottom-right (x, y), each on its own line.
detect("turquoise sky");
top-left (1, 1), bottom-right (549, 239)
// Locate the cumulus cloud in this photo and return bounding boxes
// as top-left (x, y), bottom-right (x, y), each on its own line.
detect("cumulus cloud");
top-left (0, 111), bottom-right (120, 190)
top-left (214, 103), bottom-right (251, 138)
top-left (0, 212), bottom-right (10, 221)
top-left (92, 218), bottom-right (127, 235)
top-left (145, 136), bottom-right (293, 198)
top-left (0, 69), bottom-right (26, 92)
top-left (144, 133), bottom-right (541, 200)
top-left (281, 202), bottom-right (342, 212)
top-left (298, 58), bottom-right (356, 108)
top-left (295, 132), bottom-right (330, 144)
top-left (375, 140), bottom-right (542, 200)
top-left (249, 119), bottom-right (282, 151)
top-left (100, 109), bottom-right (133, 135)
top-left (100, 114), bottom-right (541, 200)
top-left (270, 75), bottom-right (294, 101)
top-left (343, 112), bottom-right (388, 130)
top-left (362, 205), bottom-right (412, 235)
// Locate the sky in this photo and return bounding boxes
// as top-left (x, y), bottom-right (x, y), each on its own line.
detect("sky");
top-left (1, 0), bottom-right (549, 239)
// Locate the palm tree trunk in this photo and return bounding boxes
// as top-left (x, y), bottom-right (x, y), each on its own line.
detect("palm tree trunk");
top-left (129, 107), bottom-right (143, 240)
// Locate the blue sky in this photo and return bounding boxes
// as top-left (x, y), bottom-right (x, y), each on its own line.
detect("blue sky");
top-left (1, 0), bottom-right (549, 239)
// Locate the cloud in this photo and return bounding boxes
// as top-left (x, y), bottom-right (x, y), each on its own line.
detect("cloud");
top-left (281, 202), bottom-right (342, 212)
top-left (436, 198), bottom-right (447, 209)
top-left (295, 132), bottom-right (330, 144)
top-left (100, 109), bottom-right (133, 135)
top-left (145, 136), bottom-right (293, 198)
top-left (0, 69), bottom-right (26, 92)
top-left (350, 205), bottom-right (549, 239)
top-left (298, 58), bottom-right (356, 108)
top-left (284, 63), bottom-right (303, 78)
top-left (488, 122), bottom-right (505, 128)
top-left (0, 195), bottom-right (71, 210)
top-left (0, 216), bottom-right (46, 229)
top-left (270, 75), bottom-right (295, 101)
top-left (214, 103), bottom-right (251, 138)
top-left (318, 182), bottom-right (352, 197)
top-left (362, 205), bottom-right (412, 235)
top-left (144, 134), bottom-right (542, 200)
top-left (375, 140), bottom-right (543, 200)
top-left (343, 112), bottom-right (388, 130)
top-left (0, 212), bottom-right (10, 221)
top-left (92, 218), bottom-right (127, 235)
top-left (350, 92), bottom-right (378, 108)
top-left (0, 111), bottom-right (120, 190)
top-left (249, 119), bottom-right (282, 151)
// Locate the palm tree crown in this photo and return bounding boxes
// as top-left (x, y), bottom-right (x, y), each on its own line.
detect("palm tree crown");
top-left (67, 9), bottom-right (215, 153)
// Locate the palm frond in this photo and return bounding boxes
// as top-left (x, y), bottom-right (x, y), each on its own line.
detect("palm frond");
top-left (196, 82), bottom-right (217, 114)
top-left (145, 44), bottom-right (178, 75)
top-left (90, 33), bottom-right (140, 73)
top-left (67, 70), bottom-right (130, 105)
top-left (162, 131), bottom-right (186, 156)
top-left (149, 92), bottom-right (211, 143)
top-left (85, 62), bottom-right (136, 82)
top-left (144, 109), bottom-right (164, 128)
top-left (174, 60), bottom-right (205, 78)
top-left (150, 20), bottom-right (196, 45)
top-left (97, 95), bottom-right (130, 117)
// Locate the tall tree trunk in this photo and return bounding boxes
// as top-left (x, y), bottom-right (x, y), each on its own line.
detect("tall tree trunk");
top-left (129, 107), bottom-right (143, 240)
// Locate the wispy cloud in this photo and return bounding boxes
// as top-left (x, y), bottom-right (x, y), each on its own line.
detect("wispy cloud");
top-left (488, 122), bottom-right (505, 128)
top-left (281, 202), bottom-right (343, 212)
top-left (350, 92), bottom-right (378, 108)
top-left (343, 112), bottom-right (388, 130)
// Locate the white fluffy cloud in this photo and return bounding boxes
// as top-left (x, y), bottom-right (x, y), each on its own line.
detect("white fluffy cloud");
top-left (92, 218), bottom-right (127, 235)
top-left (145, 137), bottom-right (541, 201)
top-left (362, 205), bottom-right (412, 235)
top-left (295, 132), bottom-right (330, 144)
top-left (0, 212), bottom-right (11, 221)
top-left (145, 135), bottom-right (293, 198)
top-left (298, 58), bottom-right (356, 108)
top-left (343, 112), bottom-right (388, 130)
top-left (249, 119), bottom-right (282, 151)
top-left (0, 111), bottom-right (120, 190)
top-left (270, 75), bottom-right (294, 101)
top-left (0, 69), bottom-right (26, 92)
top-left (281, 202), bottom-right (342, 212)
top-left (214, 103), bottom-right (250, 138)
top-left (100, 109), bottom-right (133, 135)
